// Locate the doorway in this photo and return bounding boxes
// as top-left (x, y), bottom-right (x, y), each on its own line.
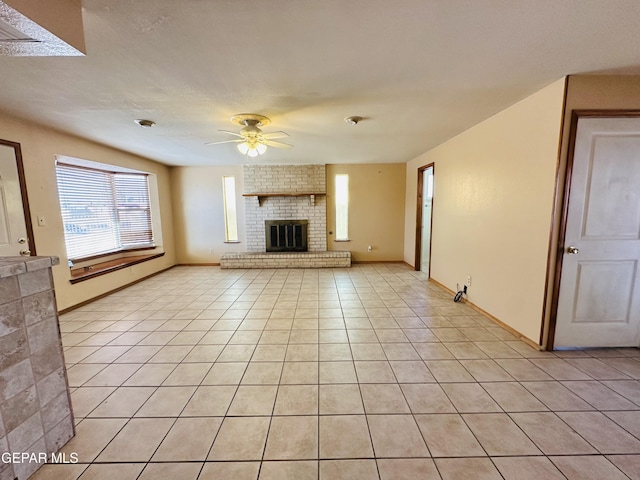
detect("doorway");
top-left (0, 139), bottom-right (35, 257)
top-left (549, 113), bottom-right (640, 348)
top-left (415, 164), bottom-right (434, 274)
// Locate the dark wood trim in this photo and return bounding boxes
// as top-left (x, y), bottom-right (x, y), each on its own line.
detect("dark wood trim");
top-left (561, 109), bottom-right (640, 119)
top-left (415, 168), bottom-right (423, 270)
top-left (69, 252), bottom-right (165, 284)
top-left (546, 110), bottom-right (580, 350)
top-left (0, 139), bottom-right (36, 256)
top-left (59, 264), bottom-right (175, 314)
top-left (539, 76), bottom-right (569, 347)
top-left (414, 163), bottom-right (434, 274)
top-left (545, 109), bottom-right (640, 350)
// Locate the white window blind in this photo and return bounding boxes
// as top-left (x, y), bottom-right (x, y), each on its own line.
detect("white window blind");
top-left (56, 162), bottom-right (154, 260)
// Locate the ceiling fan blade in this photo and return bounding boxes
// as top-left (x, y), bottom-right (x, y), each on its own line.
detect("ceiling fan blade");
top-left (262, 139), bottom-right (293, 149)
top-left (261, 131), bottom-right (289, 140)
top-left (218, 130), bottom-right (245, 138)
top-left (205, 139), bottom-right (243, 145)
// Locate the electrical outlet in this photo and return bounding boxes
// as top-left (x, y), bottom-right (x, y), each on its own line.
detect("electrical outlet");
top-left (37, 215), bottom-right (46, 226)
top-left (466, 275), bottom-right (472, 287)
top-left (367, 245), bottom-right (372, 252)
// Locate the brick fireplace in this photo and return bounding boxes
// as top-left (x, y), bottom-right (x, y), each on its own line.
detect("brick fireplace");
top-left (243, 164), bottom-right (327, 252)
top-left (220, 164), bottom-right (350, 268)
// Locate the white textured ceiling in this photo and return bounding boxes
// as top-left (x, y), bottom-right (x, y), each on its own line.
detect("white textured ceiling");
top-left (1, 0), bottom-right (640, 166)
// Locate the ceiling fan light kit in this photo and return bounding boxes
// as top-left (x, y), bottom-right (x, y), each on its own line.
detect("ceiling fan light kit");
top-left (207, 113), bottom-right (293, 157)
top-left (238, 140), bottom-right (267, 157)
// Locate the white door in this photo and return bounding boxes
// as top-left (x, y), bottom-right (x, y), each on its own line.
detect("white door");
top-left (0, 143), bottom-right (30, 257)
top-left (554, 117), bottom-right (640, 348)
top-left (420, 167), bottom-right (433, 272)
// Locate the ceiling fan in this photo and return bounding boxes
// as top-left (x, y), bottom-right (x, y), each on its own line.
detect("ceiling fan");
top-left (206, 114), bottom-right (292, 157)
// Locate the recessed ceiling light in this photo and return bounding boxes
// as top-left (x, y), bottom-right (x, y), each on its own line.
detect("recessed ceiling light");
top-left (134, 119), bottom-right (155, 128)
top-left (344, 116), bottom-right (363, 126)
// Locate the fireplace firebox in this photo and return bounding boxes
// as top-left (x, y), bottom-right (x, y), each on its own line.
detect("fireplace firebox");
top-left (265, 220), bottom-right (308, 252)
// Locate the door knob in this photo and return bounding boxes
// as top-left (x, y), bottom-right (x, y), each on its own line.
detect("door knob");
top-left (17, 238), bottom-right (26, 244)
top-left (567, 246), bottom-right (579, 255)
top-left (19, 249), bottom-right (31, 256)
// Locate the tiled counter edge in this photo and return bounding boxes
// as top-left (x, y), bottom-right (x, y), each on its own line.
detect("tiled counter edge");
top-left (0, 256), bottom-right (75, 480)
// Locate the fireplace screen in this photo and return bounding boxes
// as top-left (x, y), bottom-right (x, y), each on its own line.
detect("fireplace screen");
top-left (265, 220), bottom-right (308, 252)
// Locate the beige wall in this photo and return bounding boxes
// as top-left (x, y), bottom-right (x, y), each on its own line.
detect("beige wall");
top-left (173, 163), bottom-right (406, 263)
top-left (327, 163), bottom-right (406, 262)
top-left (0, 112), bottom-right (176, 311)
top-left (171, 165), bottom-right (246, 264)
top-left (404, 78), bottom-right (566, 343)
top-left (542, 75), bottom-right (640, 346)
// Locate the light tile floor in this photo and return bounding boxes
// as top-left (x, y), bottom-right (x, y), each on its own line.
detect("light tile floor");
top-left (31, 264), bottom-right (640, 480)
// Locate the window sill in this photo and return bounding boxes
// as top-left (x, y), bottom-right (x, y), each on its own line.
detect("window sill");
top-left (69, 246), bottom-right (156, 264)
top-left (334, 239), bottom-right (351, 242)
top-left (224, 241), bottom-right (241, 244)
top-left (69, 252), bottom-right (165, 284)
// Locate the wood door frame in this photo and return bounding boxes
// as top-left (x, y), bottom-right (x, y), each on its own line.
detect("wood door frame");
top-left (545, 110), bottom-right (640, 350)
top-left (0, 138), bottom-right (36, 256)
top-left (414, 163), bottom-right (434, 275)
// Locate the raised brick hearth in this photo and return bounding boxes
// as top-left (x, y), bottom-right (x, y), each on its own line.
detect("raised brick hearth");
top-left (220, 251), bottom-right (351, 269)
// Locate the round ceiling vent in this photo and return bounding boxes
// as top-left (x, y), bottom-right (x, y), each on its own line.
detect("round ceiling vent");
top-left (344, 116), bottom-right (363, 125)
top-left (134, 119), bottom-right (156, 128)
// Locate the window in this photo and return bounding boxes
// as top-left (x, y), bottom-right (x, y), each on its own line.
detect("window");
top-left (56, 162), bottom-right (154, 260)
top-left (335, 174), bottom-right (349, 241)
top-left (222, 176), bottom-right (239, 242)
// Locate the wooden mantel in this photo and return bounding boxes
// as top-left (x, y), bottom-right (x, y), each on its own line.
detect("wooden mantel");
top-left (243, 192), bottom-right (326, 206)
